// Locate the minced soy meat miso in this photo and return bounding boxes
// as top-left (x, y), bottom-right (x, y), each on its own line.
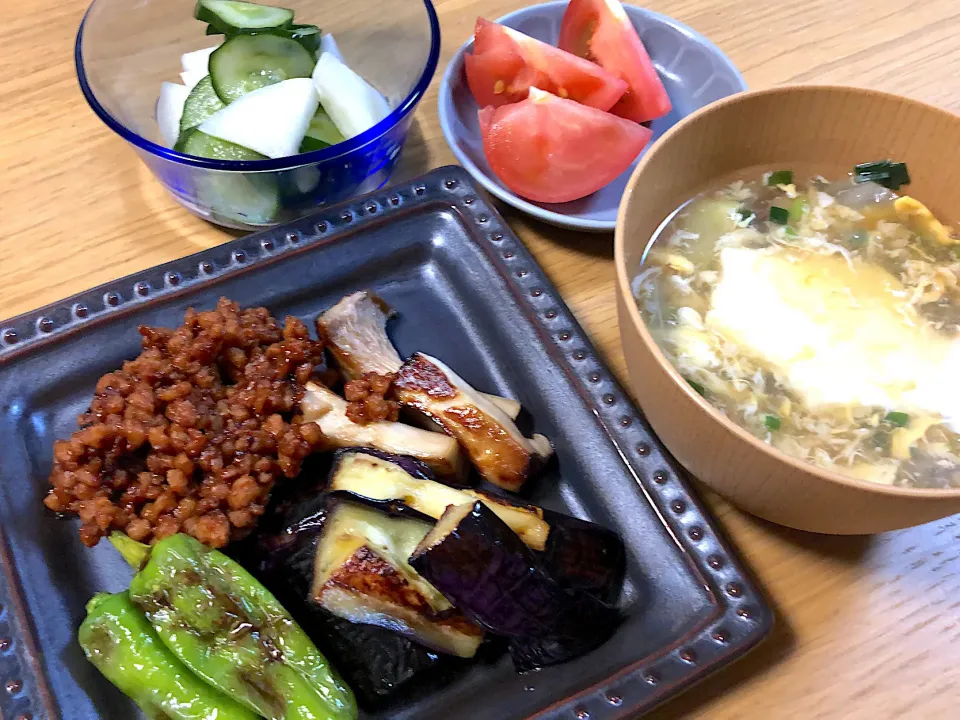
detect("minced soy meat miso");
top-left (633, 164), bottom-right (960, 489)
top-left (44, 298), bottom-right (326, 548)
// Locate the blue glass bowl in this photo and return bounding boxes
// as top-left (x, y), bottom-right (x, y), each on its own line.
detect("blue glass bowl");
top-left (438, 1), bottom-right (745, 232)
top-left (76, 0), bottom-right (440, 230)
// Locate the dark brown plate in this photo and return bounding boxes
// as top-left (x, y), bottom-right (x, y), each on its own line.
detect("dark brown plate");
top-left (0, 166), bottom-right (771, 720)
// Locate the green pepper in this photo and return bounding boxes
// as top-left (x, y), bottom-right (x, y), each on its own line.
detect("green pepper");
top-left (110, 531), bottom-right (150, 569)
top-left (126, 533), bottom-right (357, 720)
top-left (78, 592), bottom-right (257, 720)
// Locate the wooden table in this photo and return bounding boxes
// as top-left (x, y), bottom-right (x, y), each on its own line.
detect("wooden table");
top-left (3, 0), bottom-right (960, 717)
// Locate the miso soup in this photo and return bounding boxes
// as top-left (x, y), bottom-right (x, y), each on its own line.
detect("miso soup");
top-left (633, 164), bottom-right (960, 489)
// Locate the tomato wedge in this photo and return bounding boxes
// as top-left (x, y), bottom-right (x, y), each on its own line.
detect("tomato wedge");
top-left (465, 18), bottom-right (627, 111)
top-left (558, 0), bottom-right (671, 123)
top-left (479, 88), bottom-right (652, 204)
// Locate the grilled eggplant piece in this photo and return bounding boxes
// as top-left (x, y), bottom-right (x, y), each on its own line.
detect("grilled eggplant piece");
top-left (409, 501), bottom-right (620, 670)
top-left (510, 512), bottom-right (625, 670)
top-left (393, 353), bottom-right (552, 491)
top-left (307, 607), bottom-right (472, 708)
top-left (509, 633), bottom-right (608, 672)
top-left (313, 500), bottom-right (484, 658)
top-left (328, 449), bottom-right (550, 551)
top-left (301, 381), bottom-right (464, 478)
top-left (235, 503), bottom-right (466, 710)
top-left (316, 291), bottom-right (521, 419)
top-left (541, 510), bottom-right (626, 603)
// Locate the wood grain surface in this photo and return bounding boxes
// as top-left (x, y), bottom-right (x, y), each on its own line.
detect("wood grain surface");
top-left (2, 0), bottom-right (959, 717)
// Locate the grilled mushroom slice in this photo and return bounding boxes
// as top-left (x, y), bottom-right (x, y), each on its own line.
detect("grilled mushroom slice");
top-left (393, 353), bottom-right (553, 491)
top-left (316, 291), bottom-right (403, 379)
top-left (316, 291), bottom-right (521, 419)
top-left (300, 382), bottom-right (464, 478)
top-left (312, 499), bottom-right (484, 658)
top-left (328, 449), bottom-right (550, 551)
top-left (409, 501), bottom-right (620, 669)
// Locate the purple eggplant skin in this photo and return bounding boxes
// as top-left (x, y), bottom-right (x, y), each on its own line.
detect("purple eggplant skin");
top-left (409, 501), bottom-right (621, 651)
top-left (540, 510), bottom-right (626, 604)
top-left (509, 512), bottom-right (625, 671)
top-left (509, 632), bottom-right (619, 673)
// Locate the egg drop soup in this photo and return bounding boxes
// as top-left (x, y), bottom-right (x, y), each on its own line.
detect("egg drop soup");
top-left (633, 166), bottom-right (960, 489)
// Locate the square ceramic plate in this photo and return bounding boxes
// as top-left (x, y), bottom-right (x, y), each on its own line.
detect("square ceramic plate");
top-left (0, 167), bottom-right (771, 720)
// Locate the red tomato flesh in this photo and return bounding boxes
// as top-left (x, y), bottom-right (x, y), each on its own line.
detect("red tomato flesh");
top-left (465, 18), bottom-right (627, 111)
top-left (479, 88), bottom-right (652, 204)
top-left (558, 0), bottom-right (672, 123)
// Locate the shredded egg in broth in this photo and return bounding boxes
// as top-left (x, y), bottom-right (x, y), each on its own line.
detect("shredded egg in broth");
top-left (633, 166), bottom-right (960, 489)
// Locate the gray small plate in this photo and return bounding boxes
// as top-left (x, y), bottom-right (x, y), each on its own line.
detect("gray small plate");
top-left (438, 1), bottom-right (747, 232)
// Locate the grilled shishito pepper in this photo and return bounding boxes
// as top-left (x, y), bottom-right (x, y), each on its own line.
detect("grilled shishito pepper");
top-left (127, 533), bottom-right (357, 720)
top-left (78, 592), bottom-right (257, 720)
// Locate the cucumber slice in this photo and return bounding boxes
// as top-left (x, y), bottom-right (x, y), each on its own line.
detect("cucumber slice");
top-left (199, 77), bottom-right (318, 159)
top-left (222, 24), bottom-right (321, 55)
top-left (174, 129), bottom-right (279, 225)
top-left (198, 173), bottom-right (280, 225)
top-left (284, 24), bottom-right (321, 55)
top-left (179, 76), bottom-right (225, 134)
top-left (174, 128), bottom-right (267, 161)
top-left (209, 33), bottom-right (315, 103)
top-left (157, 82), bottom-right (190, 146)
top-left (195, 0), bottom-right (294, 34)
top-left (299, 107), bottom-right (344, 152)
top-left (199, 172), bottom-right (280, 226)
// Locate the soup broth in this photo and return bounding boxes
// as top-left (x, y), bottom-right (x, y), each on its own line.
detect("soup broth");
top-left (633, 166), bottom-right (960, 489)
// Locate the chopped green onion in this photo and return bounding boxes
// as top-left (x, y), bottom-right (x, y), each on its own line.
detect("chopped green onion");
top-left (788, 197), bottom-right (808, 223)
top-left (769, 206), bottom-right (790, 225)
top-left (853, 160), bottom-right (911, 190)
top-left (784, 226), bottom-right (797, 237)
top-left (764, 415), bottom-right (781, 431)
top-left (767, 170), bottom-right (794, 186)
top-left (884, 411), bottom-right (910, 427)
top-left (850, 229), bottom-right (869, 246)
top-left (687, 379), bottom-right (706, 396)
top-left (734, 206), bottom-right (755, 224)
top-left (889, 163), bottom-right (911, 189)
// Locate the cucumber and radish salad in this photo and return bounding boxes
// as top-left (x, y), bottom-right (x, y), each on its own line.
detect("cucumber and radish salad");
top-left (156, 0), bottom-right (392, 224)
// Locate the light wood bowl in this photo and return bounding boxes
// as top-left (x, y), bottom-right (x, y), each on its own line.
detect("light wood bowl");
top-left (614, 85), bottom-right (960, 534)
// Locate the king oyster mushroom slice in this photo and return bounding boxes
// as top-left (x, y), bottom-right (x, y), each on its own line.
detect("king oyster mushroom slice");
top-left (317, 291), bottom-right (522, 420)
top-left (392, 353), bottom-right (553, 492)
top-left (300, 381), bottom-right (464, 478)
